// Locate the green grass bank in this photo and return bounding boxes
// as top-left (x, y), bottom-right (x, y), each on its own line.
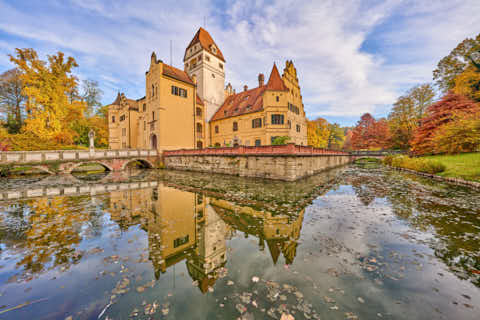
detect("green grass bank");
top-left (423, 153), bottom-right (480, 182)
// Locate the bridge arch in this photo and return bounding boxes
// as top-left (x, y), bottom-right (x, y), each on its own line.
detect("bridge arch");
top-left (68, 161), bottom-right (113, 174)
top-left (121, 158), bottom-right (154, 171)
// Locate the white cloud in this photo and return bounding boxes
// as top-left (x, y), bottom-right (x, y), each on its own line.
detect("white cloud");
top-left (0, 0), bottom-right (479, 122)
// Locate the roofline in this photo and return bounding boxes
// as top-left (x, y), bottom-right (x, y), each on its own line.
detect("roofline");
top-left (210, 109), bottom-right (264, 122)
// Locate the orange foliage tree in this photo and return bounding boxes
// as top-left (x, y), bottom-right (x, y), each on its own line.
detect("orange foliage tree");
top-left (411, 92), bottom-right (480, 155)
top-left (351, 113), bottom-right (390, 150)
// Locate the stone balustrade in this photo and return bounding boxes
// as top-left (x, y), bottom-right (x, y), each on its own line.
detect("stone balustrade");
top-left (164, 143), bottom-right (348, 157)
top-left (0, 180), bottom-right (158, 201)
top-left (0, 149), bottom-right (158, 164)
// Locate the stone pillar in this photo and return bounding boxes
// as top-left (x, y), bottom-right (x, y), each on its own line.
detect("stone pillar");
top-left (88, 129), bottom-right (95, 155)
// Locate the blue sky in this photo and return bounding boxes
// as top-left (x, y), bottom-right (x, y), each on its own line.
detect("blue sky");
top-left (1, 0), bottom-right (479, 126)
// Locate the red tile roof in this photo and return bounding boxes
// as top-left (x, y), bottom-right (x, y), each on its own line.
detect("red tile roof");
top-left (162, 64), bottom-right (194, 85)
top-left (184, 27), bottom-right (225, 62)
top-left (266, 63), bottom-right (288, 91)
top-left (211, 86), bottom-right (266, 121)
top-left (210, 63), bottom-right (289, 121)
top-left (196, 94), bottom-right (204, 106)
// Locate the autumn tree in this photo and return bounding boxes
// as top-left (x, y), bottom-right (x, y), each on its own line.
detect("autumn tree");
top-left (9, 48), bottom-right (86, 144)
top-left (411, 92), bottom-right (480, 155)
top-left (432, 112), bottom-right (480, 154)
top-left (453, 66), bottom-right (480, 102)
top-left (327, 123), bottom-right (345, 150)
top-left (351, 113), bottom-right (390, 150)
top-left (307, 117), bottom-right (330, 148)
top-left (342, 129), bottom-right (353, 151)
top-left (433, 33), bottom-right (480, 93)
top-left (0, 68), bottom-right (27, 133)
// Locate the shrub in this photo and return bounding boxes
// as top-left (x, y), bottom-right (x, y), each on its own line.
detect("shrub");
top-left (386, 155), bottom-right (445, 174)
top-left (272, 136), bottom-right (290, 145)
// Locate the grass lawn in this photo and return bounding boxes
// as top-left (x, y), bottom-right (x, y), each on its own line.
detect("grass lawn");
top-left (423, 153), bottom-right (480, 182)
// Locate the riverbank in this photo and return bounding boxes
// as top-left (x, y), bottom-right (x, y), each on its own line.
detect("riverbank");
top-left (424, 152), bottom-right (480, 182)
top-left (383, 152), bottom-right (480, 189)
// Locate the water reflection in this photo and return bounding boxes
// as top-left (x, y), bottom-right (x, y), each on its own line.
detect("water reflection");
top-left (0, 166), bottom-right (479, 319)
top-left (108, 183), bottom-right (305, 293)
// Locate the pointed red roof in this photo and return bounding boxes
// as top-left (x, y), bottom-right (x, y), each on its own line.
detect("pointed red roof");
top-left (266, 63), bottom-right (288, 91)
top-left (184, 27), bottom-right (225, 62)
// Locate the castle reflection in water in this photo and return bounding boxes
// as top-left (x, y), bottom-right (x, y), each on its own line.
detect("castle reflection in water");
top-left (108, 181), bottom-right (304, 293)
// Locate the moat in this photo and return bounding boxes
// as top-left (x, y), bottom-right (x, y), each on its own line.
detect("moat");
top-left (0, 165), bottom-right (479, 319)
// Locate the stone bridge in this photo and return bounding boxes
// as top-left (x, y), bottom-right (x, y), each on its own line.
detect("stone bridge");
top-left (350, 150), bottom-right (404, 159)
top-left (0, 149), bottom-right (158, 174)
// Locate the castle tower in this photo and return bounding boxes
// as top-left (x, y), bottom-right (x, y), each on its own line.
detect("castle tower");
top-left (184, 27), bottom-right (225, 145)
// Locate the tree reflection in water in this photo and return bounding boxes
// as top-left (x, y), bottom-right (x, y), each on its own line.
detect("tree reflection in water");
top-left (345, 165), bottom-right (480, 287)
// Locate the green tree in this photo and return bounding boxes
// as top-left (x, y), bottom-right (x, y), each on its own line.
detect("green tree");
top-left (433, 33), bottom-right (480, 93)
top-left (0, 68), bottom-right (26, 133)
top-left (327, 123), bottom-right (345, 150)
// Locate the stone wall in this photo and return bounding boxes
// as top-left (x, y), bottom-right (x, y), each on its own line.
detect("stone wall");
top-left (164, 154), bottom-right (353, 181)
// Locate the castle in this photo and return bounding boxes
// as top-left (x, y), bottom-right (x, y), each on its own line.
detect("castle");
top-left (108, 27), bottom-right (307, 151)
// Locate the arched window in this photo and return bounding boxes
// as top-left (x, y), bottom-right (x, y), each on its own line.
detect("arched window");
top-left (233, 121), bottom-right (238, 131)
top-left (196, 123), bottom-right (202, 133)
top-left (196, 107), bottom-right (202, 117)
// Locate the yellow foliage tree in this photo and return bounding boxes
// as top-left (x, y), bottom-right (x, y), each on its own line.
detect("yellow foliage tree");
top-left (453, 66), bottom-right (480, 102)
top-left (307, 118), bottom-right (330, 148)
top-left (9, 48), bottom-right (86, 144)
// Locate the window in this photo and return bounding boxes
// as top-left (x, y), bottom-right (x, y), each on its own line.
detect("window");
top-left (233, 121), bottom-right (238, 131)
top-left (152, 189), bottom-right (158, 201)
top-left (252, 118), bottom-right (262, 128)
top-left (219, 63), bottom-right (223, 69)
top-left (205, 55), bottom-right (210, 62)
top-left (212, 73), bottom-right (215, 78)
top-left (171, 85), bottom-right (187, 98)
top-left (152, 111), bottom-right (155, 121)
top-left (122, 128), bottom-right (126, 136)
top-left (144, 121), bottom-right (146, 131)
top-left (276, 96), bottom-right (279, 102)
top-left (271, 114), bottom-right (284, 125)
top-left (120, 114), bottom-right (125, 121)
top-left (197, 141), bottom-right (203, 149)
top-left (196, 107), bottom-right (202, 117)
top-left (255, 139), bottom-right (261, 146)
top-left (111, 116), bottom-right (115, 123)
top-left (152, 84), bottom-right (155, 97)
top-left (174, 235), bottom-right (189, 248)
top-left (296, 124), bottom-right (301, 132)
top-left (215, 125), bottom-right (219, 133)
top-left (287, 120), bottom-right (291, 129)
top-left (143, 104), bottom-right (146, 112)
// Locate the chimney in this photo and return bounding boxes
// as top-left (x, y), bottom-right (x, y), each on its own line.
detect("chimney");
top-left (244, 85), bottom-right (248, 92)
top-left (258, 73), bottom-right (264, 87)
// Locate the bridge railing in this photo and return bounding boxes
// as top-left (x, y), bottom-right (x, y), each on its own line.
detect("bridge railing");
top-left (164, 143), bottom-right (349, 157)
top-left (0, 149), bottom-right (158, 164)
top-left (349, 150), bottom-right (405, 156)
